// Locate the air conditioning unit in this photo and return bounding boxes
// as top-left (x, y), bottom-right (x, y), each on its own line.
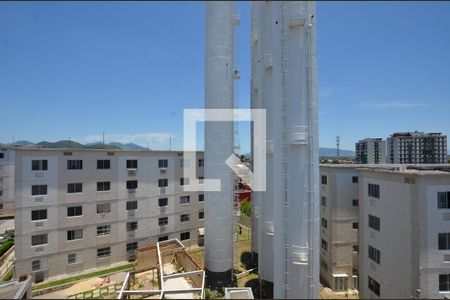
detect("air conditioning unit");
top-left (34, 197), bottom-right (44, 203)
top-left (35, 247), bottom-right (44, 253)
top-left (128, 169), bottom-right (137, 176)
top-left (128, 231), bottom-right (135, 238)
top-left (160, 168), bottom-right (167, 174)
top-left (34, 222), bottom-right (44, 228)
top-left (35, 172), bottom-right (44, 178)
top-left (127, 210), bottom-right (135, 217)
top-left (160, 187), bottom-right (166, 196)
top-left (128, 190), bottom-right (136, 198)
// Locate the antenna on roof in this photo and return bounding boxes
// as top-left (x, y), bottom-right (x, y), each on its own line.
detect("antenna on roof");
top-left (103, 131), bottom-right (105, 147)
top-left (169, 136), bottom-right (172, 151)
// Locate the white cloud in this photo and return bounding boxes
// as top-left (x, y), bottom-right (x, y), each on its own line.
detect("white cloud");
top-left (82, 133), bottom-right (173, 146)
top-left (359, 101), bottom-right (428, 109)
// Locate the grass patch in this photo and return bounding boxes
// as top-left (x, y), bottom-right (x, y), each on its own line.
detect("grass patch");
top-left (2, 267), bottom-right (13, 281)
top-left (32, 263), bottom-right (134, 291)
top-left (0, 240), bottom-right (14, 258)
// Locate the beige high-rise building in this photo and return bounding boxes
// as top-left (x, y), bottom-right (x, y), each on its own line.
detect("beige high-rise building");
top-left (9, 148), bottom-right (205, 283)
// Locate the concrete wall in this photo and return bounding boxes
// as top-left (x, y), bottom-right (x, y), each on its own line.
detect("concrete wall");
top-left (320, 166), bottom-right (359, 291)
top-left (0, 149), bottom-right (15, 213)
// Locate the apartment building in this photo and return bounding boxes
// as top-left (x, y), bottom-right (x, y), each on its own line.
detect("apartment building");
top-left (355, 138), bottom-right (386, 164)
top-left (320, 165), bottom-right (360, 291)
top-left (358, 165), bottom-right (450, 299)
top-left (0, 149), bottom-right (15, 214)
top-left (11, 148), bottom-right (205, 283)
top-left (387, 131), bottom-right (447, 164)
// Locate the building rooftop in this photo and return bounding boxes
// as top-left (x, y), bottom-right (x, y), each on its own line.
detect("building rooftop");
top-left (389, 131), bottom-right (444, 138)
top-left (321, 163), bottom-right (450, 175)
top-left (1, 147), bottom-right (203, 155)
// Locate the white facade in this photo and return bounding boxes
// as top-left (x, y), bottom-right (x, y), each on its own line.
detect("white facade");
top-left (0, 149), bottom-right (15, 214)
top-left (12, 148), bottom-right (204, 283)
top-left (319, 165), bottom-right (360, 291)
top-left (355, 138), bottom-right (387, 164)
top-left (358, 165), bottom-right (450, 299)
top-left (251, 1), bottom-right (319, 298)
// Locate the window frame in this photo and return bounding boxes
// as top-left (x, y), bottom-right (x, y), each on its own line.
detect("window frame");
top-left (97, 247), bottom-right (111, 258)
top-left (32, 160), bottom-right (48, 171)
top-left (158, 198), bottom-right (168, 207)
top-left (180, 195), bottom-right (190, 205)
top-left (158, 159), bottom-right (168, 168)
top-left (67, 160), bottom-right (83, 170)
top-left (97, 181), bottom-right (111, 192)
top-left (158, 217), bottom-right (168, 226)
top-left (126, 201), bottom-right (138, 211)
top-left (67, 229), bottom-right (83, 241)
top-left (126, 180), bottom-right (138, 190)
top-left (180, 231), bottom-right (190, 241)
top-left (97, 225), bottom-right (111, 236)
top-left (31, 234), bottom-right (48, 246)
top-left (97, 203), bottom-right (111, 214)
top-left (67, 183), bottom-right (83, 194)
top-left (67, 206), bottom-right (83, 217)
top-left (31, 184), bottom-right (47, 196)
top-left (31, 209), bottom-right (47, 221)
top-left (126, 159), bottom-right (138, 169)
top-left (97, 160), bottom-right (111, 170)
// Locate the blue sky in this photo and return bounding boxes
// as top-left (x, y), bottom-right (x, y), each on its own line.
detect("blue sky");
top-left (1, 1), bottom-right (449, 152)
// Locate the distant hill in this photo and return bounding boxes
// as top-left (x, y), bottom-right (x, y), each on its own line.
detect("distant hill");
top-left (319, 147), bottom-right (354, 157)
top-left (15, 140), bottom-right (35, 146)
top-left (36, 140), bottom-right (85, 149)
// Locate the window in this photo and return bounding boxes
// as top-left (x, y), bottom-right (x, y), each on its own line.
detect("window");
top-left (159, 198), bottom-right (168, 207)
top-left (321, 218), bottom-right (327, 229)
top-left (321, 196), bottom-right (327, 207)
top-left (67, 160), bottom-right (83, 170)
top-left (126, 159), bottom-right (138, 169)
top-left (352, 199), bottom-right (359, 207)
top-left (97, 247), bottom-right (111, 258)
top-left (180, 178), bottom-right (189, 186)
top-left (352, 176), bottom-right (358, 183)
top-left (97, 181), bottom-right (111, 192)
top-left (68, 253), bottom-right (81, 264)
top-left (67, 183), bottom-right (82, 193)
top-left (199, 194), bottom-right (204, 202)
top-left (368, 183), bottom-right (380, 198)
top-left (198, 159), bottom-right (204, 167)
top-left (158, 159), bottom-right (168, 168)
top-left (67, 206), bottom-right (82, 217)
top-left (159, 217), bottom-right (168, 226)
top-left (32, 160), bottom-right (48, 171)
top-left (353, 245), bottom-right (359, 252)
top-left (0, 153), bottom-right (3, 159)
top-left (126, 221), bottom-right (138, 231)
top-left (126, 201), bottom-right (138, 211)
top-left (97, 225), bottom-right (111, 236)
top-left (127, 242), bottom-right (138, 252)
top-left (31, 234), bottom-right (48, 246)
top-left (440, 274), bottom-right (450, 292)
top-left (438, 192), bottom-right (450, 209)
top-left (180, 195), bottom-right (190, 204)
top-left (180, 159), bottom-right (189, 167)
top-left (31, 260), bottom-right (41, 271)
top-left (67, 229), bottom-right (83, 241)
top-left (31, 185), bottom-right (47, 196)
top-left (97, 160), bottom-right (110, 169)
top-left (180, 231), bottom-right (190, 241)
top-left (352, 222), bottom-right (359, 229)
top-left (334, 277), bottom-right (348, 291)
top-left (438, 233), bottom-right (450, 250)
top-left (199, 211), bottom-right (204, 220)
top-left (158, 179), bottom-right (168, 187)
top-left (31, 209), bottom-right (47, 221)
top-left (368, 276), bottom-right (380, 296)
top-left (321, 239), bottom-right (328, 251)
top-left (126, 180), bottom-right (138, 190)
top-left (321, 175), bottom-right (327, 185)
top-left (368, 245), bottom-right (381, 264)
top-left (369, 215), bottom-right (380, 231)
top-left (158, 236), bottom-right (169, 242)
top-left (180, 214), bottom-right (190, 222)
top-left (97, 203), bottom-right (110, 214)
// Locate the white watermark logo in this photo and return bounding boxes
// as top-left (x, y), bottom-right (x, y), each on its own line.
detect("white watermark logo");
top-left (183, 109), bottom-right (266, 192)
